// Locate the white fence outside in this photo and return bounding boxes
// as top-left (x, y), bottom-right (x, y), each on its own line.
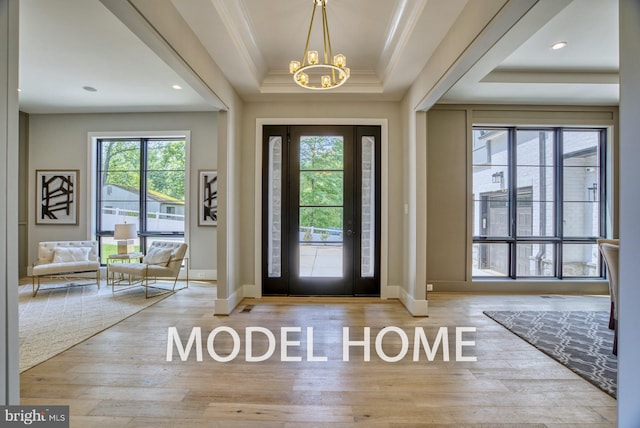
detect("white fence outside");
top-left (102, 207), bottom-right (184, 232)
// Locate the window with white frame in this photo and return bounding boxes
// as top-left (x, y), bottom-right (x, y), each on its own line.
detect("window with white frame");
top-left (95, 138), bottom-right (186, 263)
top-left (472, 127), bottom-right (606, 279)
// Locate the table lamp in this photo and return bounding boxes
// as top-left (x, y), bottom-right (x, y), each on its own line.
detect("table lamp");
top-left (114, 223), bottom-right (137, 254)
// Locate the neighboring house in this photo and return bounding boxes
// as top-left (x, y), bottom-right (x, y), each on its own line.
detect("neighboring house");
top-left (102, 183), bottom-right (184, 217)
top-left (102, 184), bottom-right (185, 232)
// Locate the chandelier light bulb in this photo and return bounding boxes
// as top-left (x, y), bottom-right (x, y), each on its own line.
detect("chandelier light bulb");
top-left (299, 72), bottom-right (309, 86)
top-left (333, 54), bottom-right (346, 68)
top-left (308, 50), bottom-right (319, 65)
top-left (290, 61), bottom-right (301, 74)
top-left (321, 75), bottom-right (331, 88)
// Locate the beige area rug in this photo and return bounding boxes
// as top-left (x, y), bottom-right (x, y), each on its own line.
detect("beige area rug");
top-left (19, 278), bottom-right (174, 372)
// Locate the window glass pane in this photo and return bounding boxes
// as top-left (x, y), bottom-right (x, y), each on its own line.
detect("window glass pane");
top-left (146, 140), bottom-right (185, 233)
top-left (100, 140), bottom-right (140, 172)
top-left (473, 166), bottom-right (509, 195)
top-left (361, 136), bottom-right (375, 278)
top-left (474, 193), bottom-right (510, 237)
top-left (563, 243), bottom-right (599, 277)
top-left (472, 243), bottom-right (509, 276)
top-left (299, 243), bottom-right (343, 277)
top-left (472, 129), bottom-right (508, 166)
top-left (99, 201), bottom-right (140, 233)
top-left (299, 136), bottom-right (343, 170)
top-left (516, 130), bottom-right (554, 166)
top-left (516, 167), bottom-right (554, 201)
top-left (99, 141), bottom-right (141, 230)
top-left (299, 207), bottom-right (343, 240)
top-left (514, 180), bottom-right (555, 237)
top-left (299, 208), bottom-right (343, 278)
top-left (300, 171), bottom-right (343, 206)
top-left (146, 170), bottom-right (185, 232)
top-left (268, 136), bottom-right (282, 278)
top-left (563, 131), bottom-right (600, 165)
top-left (564, 163), bottom-right (600, 202)
top-left (563, 202), bottom-right (600, 237)
top-left (516, 243), bottom-right (555, 276)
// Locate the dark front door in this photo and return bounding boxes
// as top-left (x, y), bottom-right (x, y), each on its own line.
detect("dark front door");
top-left (262, 125), bottom-right (380, 296)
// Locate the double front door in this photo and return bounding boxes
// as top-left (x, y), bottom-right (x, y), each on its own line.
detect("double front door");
top-left (262, 125), bottom-right (381, 295)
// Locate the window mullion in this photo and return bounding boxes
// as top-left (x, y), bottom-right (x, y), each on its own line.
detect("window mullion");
top-left (556, 128), bottom-right (563, 279)
top-left (599, 128), bottom-right (607, 238)
top-left (140, 139), bottom-right (147, 250)
top-left (96, 139), bottom-right (104, 260)
top-left (509, 128), bottom-right (517, 279)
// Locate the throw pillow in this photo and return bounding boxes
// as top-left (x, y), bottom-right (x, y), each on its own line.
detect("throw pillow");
top-left (53, 247), bottom-right (91, 263)
top-left (143, 247), bottom-right (172, 266)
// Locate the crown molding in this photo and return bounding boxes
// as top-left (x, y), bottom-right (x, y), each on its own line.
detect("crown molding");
top-left (211, 0), bottom-right (268, 83)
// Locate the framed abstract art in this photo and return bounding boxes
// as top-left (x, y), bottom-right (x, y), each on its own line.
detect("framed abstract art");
top-left (199, 170), bottom-right (218, 226)
top-left (35, 169), bottom-right (79, 225)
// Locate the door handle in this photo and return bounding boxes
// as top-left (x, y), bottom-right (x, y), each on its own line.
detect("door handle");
top-left (346, 229), bottom-right (354, 237)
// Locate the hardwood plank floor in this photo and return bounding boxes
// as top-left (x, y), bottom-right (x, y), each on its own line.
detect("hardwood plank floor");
top-left (20, 283), bottom-right (617, 427)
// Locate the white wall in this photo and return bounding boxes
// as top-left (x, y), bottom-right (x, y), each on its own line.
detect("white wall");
top-left (1, 0), bottom-right (19, 405)
top-left (26, 111), bottom-right (218, 277)
top-left (617, 0), bottom-right (640, 423)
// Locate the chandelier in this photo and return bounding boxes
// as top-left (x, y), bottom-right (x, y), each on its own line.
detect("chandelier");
top-left (289, 0), bottom-right (350, 90)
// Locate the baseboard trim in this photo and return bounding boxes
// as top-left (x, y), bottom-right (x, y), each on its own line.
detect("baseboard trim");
top-left (188, 269), bottom-right (217, 281)
top-left (381, 284), bottom-right (399, 299)
top-left (214, 286), bottom-right (244, 315)
top-left (398, 287), bottom-right (429, 316)
top-left (243, 283), bottom-right (261, 298)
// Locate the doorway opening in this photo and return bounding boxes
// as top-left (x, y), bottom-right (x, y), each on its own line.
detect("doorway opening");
top-left (262, 125), bottom-right (381, 295)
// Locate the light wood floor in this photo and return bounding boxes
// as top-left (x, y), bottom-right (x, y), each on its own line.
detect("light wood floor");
top-left (20, 283), bottom-right (617, 427)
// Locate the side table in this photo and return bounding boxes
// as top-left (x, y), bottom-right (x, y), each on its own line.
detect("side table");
top-left (107, 252), bottom-right (143, 286)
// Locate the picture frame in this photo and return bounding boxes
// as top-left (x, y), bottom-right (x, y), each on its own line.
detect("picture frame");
top-left (198, 170), bottom-right (218, 226)
top-left (35, 169), bottom-right (79, 225)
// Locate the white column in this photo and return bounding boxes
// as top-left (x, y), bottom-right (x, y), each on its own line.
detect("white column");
top-left (0, 0), bottom-right (20, 405)
top-left (618, 0), bottom-right (640, 423)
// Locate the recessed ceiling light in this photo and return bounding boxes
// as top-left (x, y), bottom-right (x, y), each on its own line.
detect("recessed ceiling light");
top-left (551, 41), bottom-right (567, 50)
top-left (172, 84), bottom-right (183, 90)
top-left (82, 86), bottom-right (98, 92)
top-left (17, 88), bottom-right (21, 92)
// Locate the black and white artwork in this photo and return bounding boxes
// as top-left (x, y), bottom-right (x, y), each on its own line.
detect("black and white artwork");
top-left (199, 170), bottom-right (218, 226)
top-left (36, 170), bottom-right (79, 225)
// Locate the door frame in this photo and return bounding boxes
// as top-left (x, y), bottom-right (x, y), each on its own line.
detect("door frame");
top-left (253, 118), bottom-right (390, 298)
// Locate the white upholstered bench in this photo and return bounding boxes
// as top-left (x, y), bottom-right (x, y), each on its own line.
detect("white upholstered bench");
top-left (31, 241), bottom-right (101, 297)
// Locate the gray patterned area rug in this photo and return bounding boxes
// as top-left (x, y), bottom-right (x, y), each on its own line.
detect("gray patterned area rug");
top-left (483, 310), bottom-right (617, 398)
top-left (19, 279), bottom-right (174, 372)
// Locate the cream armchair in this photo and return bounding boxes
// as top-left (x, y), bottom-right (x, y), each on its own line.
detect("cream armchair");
top-left (597, 239), bottom-right (619, 329)
top-left (31, 241), bottom-right (101, 297)
top-left (107, 241), bottom-right (188, 298)
top-left (598, 240), bottom-right (619, 355)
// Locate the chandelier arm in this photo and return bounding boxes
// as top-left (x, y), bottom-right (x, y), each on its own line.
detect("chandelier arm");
top-left (301, 2), bottom-right (319, 66)
top-left (322, 4), bottom-right (329, 65)
top-left (322, 3), bottom-right (336, 83)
